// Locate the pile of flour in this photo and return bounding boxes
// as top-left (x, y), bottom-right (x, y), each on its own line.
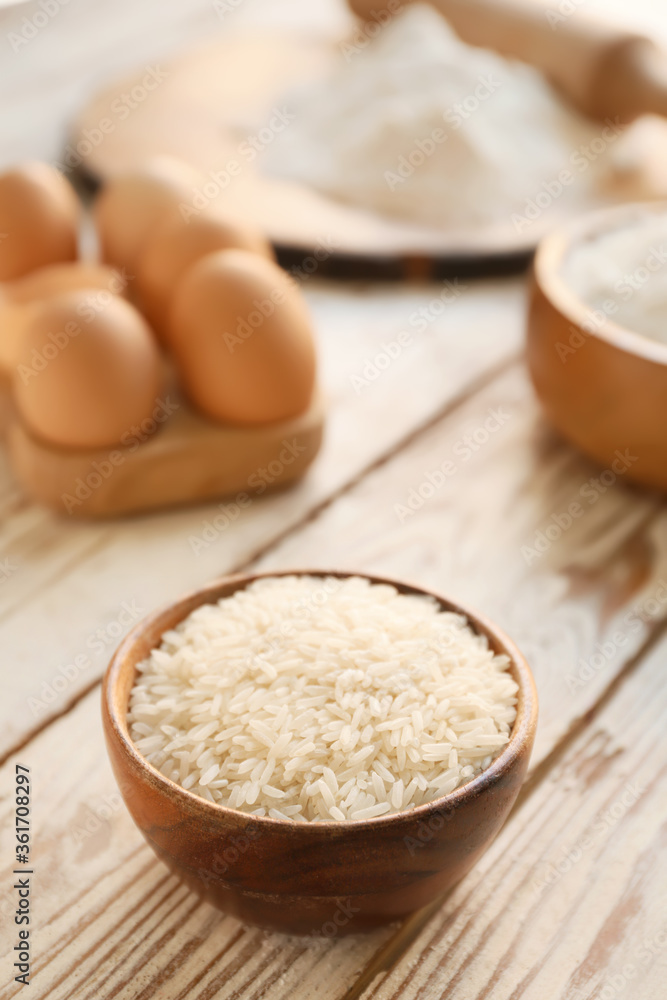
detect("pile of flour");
top-left (261, 4), bottom-right (619, 231)
top-left (561, 210), bottom-right (667, 345)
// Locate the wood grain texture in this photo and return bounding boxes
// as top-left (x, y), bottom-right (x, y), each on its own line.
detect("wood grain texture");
top-left (356, 626), bottom-right (667, 1000)
top-left (101, 570), bottom-right (536, 934)
top-left (0, 688), bottom-right (393, 1000)
top-left (254, 364), bottom-right (667, 767)
top-left (4, 1), bottom-right (667, 995)
top-left (8, 388), bottom-right (325, 517)
top-left (1, 360), bottom-right (665, 998)
top-left (0, 278), bottom-right (524, 758)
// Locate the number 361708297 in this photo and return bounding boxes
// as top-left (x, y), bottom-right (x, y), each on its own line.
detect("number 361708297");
top-left (15, 764), bottom-right (31, 864)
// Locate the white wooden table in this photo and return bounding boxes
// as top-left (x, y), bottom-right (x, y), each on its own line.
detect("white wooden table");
top-left (1, 1), bottom-right (667, 997)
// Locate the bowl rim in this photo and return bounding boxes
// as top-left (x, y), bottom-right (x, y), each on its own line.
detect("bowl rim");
top-left (534, 199), bottom-right (667, 366)
top-left (103, 569), bottom-right (538, 832)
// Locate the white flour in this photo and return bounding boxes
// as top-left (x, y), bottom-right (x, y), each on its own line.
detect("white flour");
top-left (261, 4), bottom-right (618, 231)
top-left (561, 210), bottom-right (667, 345)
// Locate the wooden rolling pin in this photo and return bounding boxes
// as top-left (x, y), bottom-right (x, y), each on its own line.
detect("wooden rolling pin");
top-left (347, 0), bottom-right (667, 123)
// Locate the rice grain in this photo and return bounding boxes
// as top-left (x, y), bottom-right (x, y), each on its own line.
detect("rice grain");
top-left (128, 576), bottom-right (518, 822)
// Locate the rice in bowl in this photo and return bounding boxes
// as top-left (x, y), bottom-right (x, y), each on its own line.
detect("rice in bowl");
top-left (127, 575), bottom-right (518, 822)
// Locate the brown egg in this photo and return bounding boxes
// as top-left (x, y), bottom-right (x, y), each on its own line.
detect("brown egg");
top-left (0, 162), bottom-right (79, 281)
top-left (168, 250), bottom-right (316, 426)
top-left (0, 262), bottom-right (127, 374)
top-left (137, 212), bottom-right (274, 337)
top-left (14, 291), bottom-right (163, 450)
top-left (94, 157), bottom-right (202, 273)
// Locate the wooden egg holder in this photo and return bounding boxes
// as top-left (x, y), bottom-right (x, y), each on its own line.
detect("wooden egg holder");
top-left (3, 381), bottom-right (325, 517)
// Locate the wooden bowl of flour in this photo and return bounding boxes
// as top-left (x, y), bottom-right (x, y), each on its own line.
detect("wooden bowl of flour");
top-left (102, 569), bottom-right (537, 935)
top-left (527, 202), bottom-right (667, 492)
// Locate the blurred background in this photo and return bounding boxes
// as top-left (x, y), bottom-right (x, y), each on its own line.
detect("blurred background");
top-left (2, 0), bottom-right (667, 169)
top-left (5, 2), bottom-right (667, 996)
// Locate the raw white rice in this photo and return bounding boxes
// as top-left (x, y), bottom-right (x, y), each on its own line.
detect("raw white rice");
top-left (128, 576), bottom-right (518, 822)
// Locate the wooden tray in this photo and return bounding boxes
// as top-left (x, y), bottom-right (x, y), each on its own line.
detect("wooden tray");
top-left (6, 388), bottom-right (325, 517)
top-left (69, 32), bottom-right (667, 280)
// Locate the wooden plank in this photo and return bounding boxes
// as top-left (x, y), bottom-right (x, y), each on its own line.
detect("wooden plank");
top-left (0, 278), bottom-right (524, 757)
top-left (0, 689), bottom-right (390, 1000)
top-left (1, 361), bottom-right (666, 998)
top-left (355, 627), bottom-right (667, 1000)
top-left (253, 364), bottom-right (667, 766)
top-left (4, 0), bottom-right (667, 994)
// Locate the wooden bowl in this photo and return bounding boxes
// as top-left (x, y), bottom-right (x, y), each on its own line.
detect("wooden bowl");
top-left (102, 569), bottom-right (537, 935)
top-left (527, 202), bottom-right (667, 492)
